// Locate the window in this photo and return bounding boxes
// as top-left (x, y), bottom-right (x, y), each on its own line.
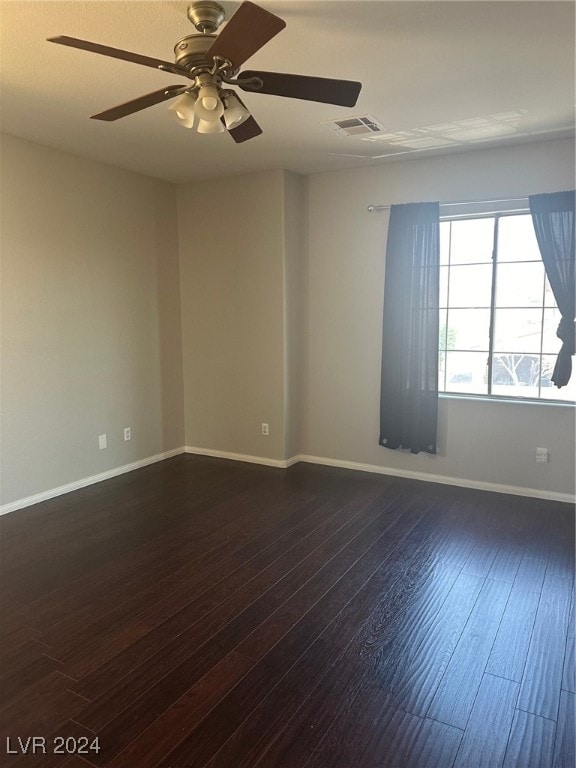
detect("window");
top-left (439, 212), bottom-right (575, 402)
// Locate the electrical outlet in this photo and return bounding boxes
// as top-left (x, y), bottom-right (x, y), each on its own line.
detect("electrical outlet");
top-left (261, 423), bottom-right (269, 436)
top-left (98, 434), bottom-right (107, 450)
top-left (535, 447), bottom-right (549, 463)
top-left (123, 427), bottom-right (131, 441)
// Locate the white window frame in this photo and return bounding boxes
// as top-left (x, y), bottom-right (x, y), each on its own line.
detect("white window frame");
top-left (438, 204), bottom-right (574, 406)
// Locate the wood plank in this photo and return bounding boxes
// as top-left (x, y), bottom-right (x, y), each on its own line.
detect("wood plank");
top-left (546, 532), bottom-right (575, 581)
top-left (502, 709), bottom-right (556, 768)
top-left (0, 652), bottom-right (61, 704)
top-left (305, 705), bottom-right (462, 768)
top-left (462, 542), bottom-right (498, 577)
top-left (427, 578), bottom-right (512, 729)
top-left (487, 540), bottom-right (525, 583)
top-left (562, 589), bottom-right (575, 693)
top-left (561, 635), bottom-right (575, 694)
top-left (304, 706), bottom-right (423, 768)
top-left (387, 571), bottom-right (483, 717)
top-left (403, 718), bottom-right (463, 768)
top-left (553, 690), bottom-right (575, 768)
top-left (517, 573), bottom-right (573, 719)
top-left (512, 555), bottom-right (549, 593)
top-left (485, 584), bottom-right (541, 682)
top-left (433, 495), bottom-right (486, 567)
top-left (0, 671), bottom-right (86, 738)
top-left (452, 673), bottom-right (519, 768)
top-left (59, 653), bottom-right (255, 768)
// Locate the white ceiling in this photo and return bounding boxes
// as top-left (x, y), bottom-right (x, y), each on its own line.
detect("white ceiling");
top-left (1, 0), bottom-right (574, 183)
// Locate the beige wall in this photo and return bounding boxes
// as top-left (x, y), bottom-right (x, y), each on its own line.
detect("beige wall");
top-left (282, 171), bottom-right (306, 460)
top-left (0, 135), bottom-right (184, 506)
top-left (304, 138), bottom-right (576, 497)
top-left (2, 133), bottom-right (574, 508)
top-left (178, 171), bottom-right (287, 460)
top-left (178, 170), bottom-right (305, 462)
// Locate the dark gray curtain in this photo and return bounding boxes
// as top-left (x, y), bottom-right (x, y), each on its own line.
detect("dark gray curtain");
top-left (380, 202), bottom-right (440, 454)
top-left (529, 190), bottom-right (575, 387)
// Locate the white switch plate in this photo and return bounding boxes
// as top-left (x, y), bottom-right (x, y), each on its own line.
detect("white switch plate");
top-left (98, 434), bottom-right (107, 450)
top-left (261, 423), bottom-right (269, 436)
top-left (124, 427), bottom-right (131, 441)
top-left (535, 447), bottom-right (549, 463)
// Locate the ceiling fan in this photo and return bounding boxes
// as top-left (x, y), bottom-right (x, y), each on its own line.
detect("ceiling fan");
top-left (48, 0), bottom-right (362, 142)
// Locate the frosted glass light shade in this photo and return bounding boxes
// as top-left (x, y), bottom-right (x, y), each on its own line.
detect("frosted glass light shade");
top-left (168, 92), bottom-right (197, 124)
top-left (196, 118), bottom-right (225, 134)
top-left (194, 91), bottom-right (224, 122)
top-left (223, 93), bottom-right (250, 129)
top-left (198, 84), bottom-right (220, 111)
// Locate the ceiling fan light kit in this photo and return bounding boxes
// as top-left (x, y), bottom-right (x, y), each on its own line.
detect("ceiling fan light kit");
top-left (47, 1), bottom-right (362, 143)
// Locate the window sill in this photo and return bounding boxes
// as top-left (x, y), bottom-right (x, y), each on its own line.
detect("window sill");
top-left (439, 392), bottom-right (575, 407)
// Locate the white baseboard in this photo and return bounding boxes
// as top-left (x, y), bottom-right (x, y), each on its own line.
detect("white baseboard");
top-left (0, 447), bottom-right (186, 516)
top-left (295, 454), bottom-right (575, 504)
top-left (2, 445), bottom-right (572, 516)
top-left (186, 447), bottom-right (574, 503)
top-left (184, 445), bottom-right (299, 469)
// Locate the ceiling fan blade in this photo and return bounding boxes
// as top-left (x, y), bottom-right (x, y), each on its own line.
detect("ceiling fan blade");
top-left (48, 36), bottom-right (176, 71)
top-left (227, 114), bottom-right (263, 143)
top-left (91, 85), bottom-right (186, 121)
top-left (239, 70), bottom-right (362, 107)
top-left (206, 1), bottom-right (286, 69)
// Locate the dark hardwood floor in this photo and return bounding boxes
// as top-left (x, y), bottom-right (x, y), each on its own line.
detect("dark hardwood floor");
top-left (1, 455), bottom-right (574, 768)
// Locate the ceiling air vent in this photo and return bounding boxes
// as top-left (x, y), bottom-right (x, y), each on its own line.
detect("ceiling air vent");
top-left (322, 115), bottom-right (386, 137)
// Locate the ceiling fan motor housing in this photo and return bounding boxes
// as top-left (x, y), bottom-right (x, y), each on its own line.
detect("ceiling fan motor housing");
top-left (174, 33), bottom-right (218, 70)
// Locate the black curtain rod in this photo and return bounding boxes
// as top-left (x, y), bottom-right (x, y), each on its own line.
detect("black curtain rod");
top-left (367, 196), bottom-right (529, 212)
